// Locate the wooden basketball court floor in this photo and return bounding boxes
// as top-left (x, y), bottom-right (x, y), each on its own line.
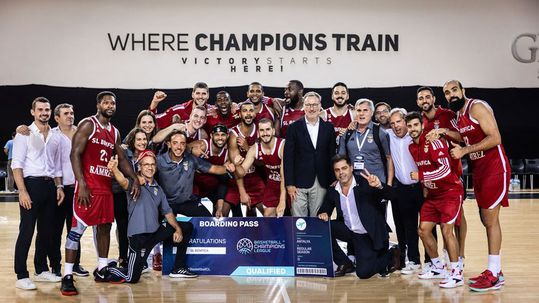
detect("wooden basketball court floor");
top-left (1, 196), bottom-right (538, 303)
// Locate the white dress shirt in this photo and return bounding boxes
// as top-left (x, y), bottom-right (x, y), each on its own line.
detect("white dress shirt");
top-left (50, 127), bottom-right (75, 185)
top-left (335, 178), bottom-right (368, 234)
top-left (11, 122), bottom-right (60, 178)
top-left (305, 117), bottom-right (320, 148)
top-left (387, 129), bottom-right (418, 185)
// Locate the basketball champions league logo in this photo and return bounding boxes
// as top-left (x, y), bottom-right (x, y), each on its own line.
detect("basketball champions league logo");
top-left (107, 32), bottom-right (400, 73)
top-left (236, 238), bottom-right (254, 255)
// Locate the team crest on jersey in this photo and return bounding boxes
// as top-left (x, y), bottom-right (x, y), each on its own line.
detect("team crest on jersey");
top-left (183, 161), bottom-right (189, 171)
top-left (424, 145), bottom-right (429, 153)
top-left (367, 134), bottom-right (374, 143)
top-left (438, 151), bottom-right (444, 156)
top-left (434, 120), bottom-right (440, 129)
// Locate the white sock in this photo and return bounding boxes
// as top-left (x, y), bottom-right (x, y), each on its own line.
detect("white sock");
top-left (64, 263), bottom-right (74, 276)
top-left (459, 256), bottom-right (465, 268)
top-left (431, 257), bottom-right (443, 269)
top-left (450, 262), bottom-right (461, 275)
top-left (488, 255), bottom-right (501, 277)
top-left (98, 258), bottom-right (108, 270)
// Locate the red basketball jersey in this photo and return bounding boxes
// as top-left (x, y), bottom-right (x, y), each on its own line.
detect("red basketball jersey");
top-left (422, 107), bottom-right (463, 177)
top-left (325, 107), bottom-right (353, 137)
top-left (78, 116), bottom-right (118, 194)
top-left (204, 112), bottom-right (240, 134)
top-left (193, 138), bottom-right (228, 196)
top-left (280, 106), bottom-right (304, 138)
top-left (254, 103), bottom-right (275, 124)
top-left (186, 127), bottom-right (203, 144)
top-left (409, 135), bottom-right (462, 197)
top-left (255, 138), bottom-right (284, 184)
top-left (456, 99), bottom-right (509, 178)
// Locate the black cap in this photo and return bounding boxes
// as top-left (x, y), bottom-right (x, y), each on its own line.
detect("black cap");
top-left (212, 124), bottom-right (228, 134)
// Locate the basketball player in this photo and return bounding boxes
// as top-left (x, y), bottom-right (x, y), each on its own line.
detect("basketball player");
top-left (191, 124), bottom-right (232, 218)
top-left (204, 91), bottom-right (240, 133)
top-left (234, 118), bottom-right (286, 217)
top-left (153, 106), bottom-right (208, 144)
top-left (406, 111), bottom-right (463, 289)
top-left (60, 91), bottom-right (140, 296)
top-left (417, 86), bottom-right (467, 270)
top-left (227, 102), bottom-right (265, 215)
top-left (276, 80), bottom-right (305, 138)
top-left (149, 82), bottom-right (212, 129)
top-left (321, 82), bottom-right (354, 139)
top-left (245, 82), bottom-right (276, 125)
top-left (443, 80), bottom-right (509, 292)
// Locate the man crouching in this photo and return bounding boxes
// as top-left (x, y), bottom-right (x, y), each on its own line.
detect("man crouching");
top-left (107, 150), bottom-right (197, 282)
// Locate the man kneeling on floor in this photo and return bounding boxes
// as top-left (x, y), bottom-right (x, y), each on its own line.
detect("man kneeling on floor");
top-left (107, 150), bottom-right (196, 283)
top-left (318, 154), bottom-right (400, 279)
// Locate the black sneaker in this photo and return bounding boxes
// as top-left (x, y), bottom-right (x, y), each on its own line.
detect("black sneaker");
top-left (60, 274), bottom-right (78, 296)
top-left (73, 265), bottom-right (89, 277)
top-left (93, 267), bottom-right (125, 284)
top-left (169, 268), bottom-right (198, 278)
top-left (52, 268), bottom-right (62, 277)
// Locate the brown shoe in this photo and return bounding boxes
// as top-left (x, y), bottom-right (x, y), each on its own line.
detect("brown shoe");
top-left (334, 262), bottom-right (355, 277)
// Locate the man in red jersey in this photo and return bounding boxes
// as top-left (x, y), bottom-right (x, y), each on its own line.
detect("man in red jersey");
top-left (149, 82), bottom-right (212, 129)
top-left (191, 124), bottom-right (232, 218)
top-left (227, 102), bottom-right (265, 216)
top-left (406, 111), bottom-right (463, 289)
top-left (204, 91), bottom-right (240, 133)
top-left (60, 91), bottom-right (140, 296)
top-left (322, 82), bottom-right (354, 139)
top-left (234, 118), bottom-right (286, 217)
top-left (443, 80), bottom-right (509, 292)
top-left (275, 80), bottom-right (305, 138)
top-left (152, 106), bottom-right (209, 144)
top-left (245, 82), bottom-right (277, 125)
top-left (417, 86), bottom-right (467, 272)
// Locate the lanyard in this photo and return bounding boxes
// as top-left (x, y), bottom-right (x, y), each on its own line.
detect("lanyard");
top-left (355, 129), bottom-right (370, 153)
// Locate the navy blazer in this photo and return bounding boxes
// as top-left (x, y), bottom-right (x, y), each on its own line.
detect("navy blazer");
top-left (283, 117), bottom-right (336, 188)
top-left (318, 179), bottom-right (394, 251)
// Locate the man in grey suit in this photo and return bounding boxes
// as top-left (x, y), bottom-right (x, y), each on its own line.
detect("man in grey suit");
top-left (284, 91), bottom-right (336, 216)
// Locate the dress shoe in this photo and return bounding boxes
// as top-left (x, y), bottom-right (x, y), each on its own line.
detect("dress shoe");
top-left (334, 262), bottom-right (355, 277)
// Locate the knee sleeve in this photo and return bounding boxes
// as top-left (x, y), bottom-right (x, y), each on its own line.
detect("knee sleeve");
top-left (66, 223), bottom-right (86, 250)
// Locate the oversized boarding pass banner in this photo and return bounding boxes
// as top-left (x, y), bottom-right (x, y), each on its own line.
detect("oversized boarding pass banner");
top-left (162, 217), bottom-right (334, 277)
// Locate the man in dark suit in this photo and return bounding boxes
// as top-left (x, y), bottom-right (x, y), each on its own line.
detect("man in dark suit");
top-left (284, 91), bottom-right (336, 216)
top-left (318, 154), bottom-right (401, 278)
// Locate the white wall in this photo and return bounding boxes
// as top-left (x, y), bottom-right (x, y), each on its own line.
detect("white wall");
top-left (1, 0), bottom-right (538, 88)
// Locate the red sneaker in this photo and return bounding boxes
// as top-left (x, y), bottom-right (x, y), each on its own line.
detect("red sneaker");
top-left (152, 253), bottom-right (163, 271)
top-left (469, 270), bottom-right (502, 292)
top-left (468, 270), bottom-right (505, 285)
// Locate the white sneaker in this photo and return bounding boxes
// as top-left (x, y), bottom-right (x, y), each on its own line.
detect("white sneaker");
top-left (15, 278), bottom-right (37, 290)
top-left (34, 271), bottom-right (62, 282)
top-left (401, 262), bottom-right (421, 275)
top-left (418, 266), bottom-right (448, 279)
top-left (420, 262), bottom-right (432, 275)
top-left (141, 265), bottom-right (152, 275)
top-left (439, 270), bottom-right (464, 288)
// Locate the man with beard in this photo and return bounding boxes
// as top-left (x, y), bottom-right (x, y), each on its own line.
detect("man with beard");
top-left (275, 80), bottom-right (305, 138)
top-left (156, 130), bottom-right (235, 217)
top-left (416, 86), bottom-right (467, 274)
top-left (245, 82), bottom-right (277, 125)
top-left (152, 106), bottom-right (209, 144)
top-left (227, 102), bottom-right (265, 216)
top-left (191, 125), bottom-right (233, 218)
top-left (406, 111), bottom-right (463, 289)
top-left (374, 102), bottom-right (392, 130)
top-left (204, 91), bottom-right (240, 133)
top-left (12, 97), bottom-right (64, 290)
top-left (61, 91), bottom-right (140, 296)
top-left (234, 118), bottom-right (286, 217)
top-left (442, 80), bottom-right (509, 292)
top-left (149, 82), bottom-right (213, 129)
top-left (321, 82), bottom-right (354, 139)
top-left (284, 92), bottom-right (336, 217)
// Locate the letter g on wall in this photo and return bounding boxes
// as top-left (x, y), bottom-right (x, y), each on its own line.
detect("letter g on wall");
top-left (512, 33), bottom-right (538, 63)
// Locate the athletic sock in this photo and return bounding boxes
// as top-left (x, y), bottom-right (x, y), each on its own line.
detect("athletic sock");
top-left (64, 263), bottom-right (74, 276)
top-left (450, 262), bottom-right (461, 275)
top-left (488, 255), bottom-right (500, 277)
top-left (98, 258), bottom-right (108, 270)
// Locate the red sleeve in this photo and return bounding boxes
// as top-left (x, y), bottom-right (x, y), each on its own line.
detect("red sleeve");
top-left (422, 139), bottom-right (451, 182)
